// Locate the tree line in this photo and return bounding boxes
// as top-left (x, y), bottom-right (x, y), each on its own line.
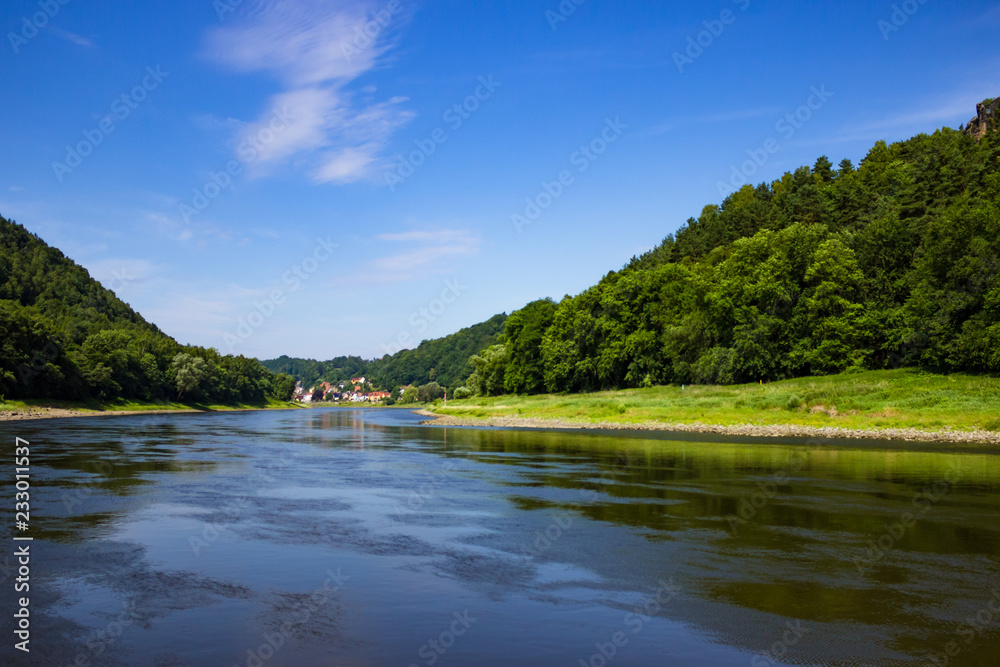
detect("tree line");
top-left (260, 314), bottom-right (507, 394)
top-left (467, 120), bottom-right (1000, 395)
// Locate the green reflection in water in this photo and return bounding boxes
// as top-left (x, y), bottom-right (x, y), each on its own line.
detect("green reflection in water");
top-left (399, 424), bottom-right (1000, 661)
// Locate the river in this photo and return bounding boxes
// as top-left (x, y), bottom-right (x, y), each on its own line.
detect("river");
top-left (1, 408), bottom-right (998, 666)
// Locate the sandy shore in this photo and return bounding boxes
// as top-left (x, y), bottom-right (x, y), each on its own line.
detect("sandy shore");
top-left (414, 410), bottom-right (1000, 444)
top-left (0, 407), bottom-right (206, 422)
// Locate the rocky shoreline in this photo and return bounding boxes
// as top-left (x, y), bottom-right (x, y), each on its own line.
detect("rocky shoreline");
top-left (0, 407), bottom-right (205, 422)
top-left (414, 410), bottom-right (1000, 444)
top-left (0, 404), bottom-right (307, 422)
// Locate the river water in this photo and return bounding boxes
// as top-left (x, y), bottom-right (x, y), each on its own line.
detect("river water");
top-left (1, 408), bottom-right (999, 666)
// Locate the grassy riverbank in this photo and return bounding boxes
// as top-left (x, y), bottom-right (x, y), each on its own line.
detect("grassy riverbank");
top-left (0, 396), bottom-right (305, 421)
top-left (427, 369), bottom-right (1000, 436)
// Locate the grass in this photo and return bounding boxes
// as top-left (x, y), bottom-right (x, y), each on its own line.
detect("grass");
top-left (0, 396), bottom-right (304, 415)
top-left (431, 369), bottom-right (1000, 433)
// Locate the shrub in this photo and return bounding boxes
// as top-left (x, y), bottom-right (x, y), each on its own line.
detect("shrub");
top-left (691, 348), bottom-right (737, 385)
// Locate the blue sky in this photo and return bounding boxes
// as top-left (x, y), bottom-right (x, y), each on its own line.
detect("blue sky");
top-left (2, 0), bottom-right (999, 361)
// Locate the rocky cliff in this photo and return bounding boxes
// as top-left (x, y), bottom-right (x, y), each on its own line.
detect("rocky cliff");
top-left (964, 97), bottom-right (999, 141)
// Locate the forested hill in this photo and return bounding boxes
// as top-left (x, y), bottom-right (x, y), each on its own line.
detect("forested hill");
top-left (1, 218), bottom-right (160, 337)
top-left (262, 313), bottom-right (508, 391)
top-left (466, 98), bottom-right (1000, 396)
top-left (0, 215), bottom-right (294, 403)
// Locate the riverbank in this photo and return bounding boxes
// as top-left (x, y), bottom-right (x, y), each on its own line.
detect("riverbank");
top-left (415, 410), bottom-right (1000, 443)
top-left (417, 369), bottom-right (1000, 444)
top-left (0, 397), bottom-right (305, 422)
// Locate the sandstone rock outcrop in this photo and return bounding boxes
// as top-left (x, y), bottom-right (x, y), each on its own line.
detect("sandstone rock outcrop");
top-left (964, 97), bottom-right (999, 141)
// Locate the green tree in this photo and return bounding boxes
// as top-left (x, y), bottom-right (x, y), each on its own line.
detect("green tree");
top-left (417, 382), bottom-right (445, 403)
top-left (795, 237), bottom-right (866, 374)
top-left (171, 353), bottom-right (210, 401)
top-left (503, 298), bottom-right (557, 394)
top-left (270, 373), bottom-right (297, 402)
top-left (813, 155), bottom-right (835, 183)
top-left (467, 344), bottom-right (509, 396)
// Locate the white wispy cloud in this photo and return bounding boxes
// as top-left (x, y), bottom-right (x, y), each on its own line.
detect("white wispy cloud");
top-left (370, 228), bottom-right (481, 274)
top-left (82, 258), bottom-right (162, 296)
top-left (638, 106), bottom-right (784, 138)
top-left (853, 99), bottom-right (977, 133)
top-left (808, 84), bottom-right (1000, 146)
top-left (48, 28), bottom-right (95, 48)
top-left (145, 290), bottom-right (260, 339)
top-left (204, 0), bottom-right (413, 184)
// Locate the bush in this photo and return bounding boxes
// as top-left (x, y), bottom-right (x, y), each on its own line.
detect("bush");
top-left (691, 348), bottom-right (737, 385)
top-left (418, 382), bottom-right (445, 403)
top-left (785, 395), bottom-right (804, 411)
top-left (452, 386), bottom-right (472, 400)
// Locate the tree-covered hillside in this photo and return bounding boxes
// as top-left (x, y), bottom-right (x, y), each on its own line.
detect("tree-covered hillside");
top-left (0, 216), bottom-right (295, 404)
top-left (468, 105), bottom-right (1000, 395)
top-left (262, 313), bottom-right (508, 391)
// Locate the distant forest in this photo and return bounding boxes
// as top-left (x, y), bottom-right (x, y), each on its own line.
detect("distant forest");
top-left (261, 314), bottom-right (507, 392)
top-left (0, 216), bottom-right (295, 404)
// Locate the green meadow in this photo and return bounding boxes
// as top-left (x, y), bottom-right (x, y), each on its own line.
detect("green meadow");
top-left (433, 369), bottom-right (1000, 433)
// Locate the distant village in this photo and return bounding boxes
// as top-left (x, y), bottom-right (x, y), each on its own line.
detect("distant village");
top-left (294, 377), bottom-right (395, 404)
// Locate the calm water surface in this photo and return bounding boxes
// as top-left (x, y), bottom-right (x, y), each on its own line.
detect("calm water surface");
top-left (2, 408), bottom-right (999, 666)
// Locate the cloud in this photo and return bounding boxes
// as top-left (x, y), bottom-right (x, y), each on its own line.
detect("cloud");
top-left (192, 113), bottom-right (246, 134)
top-left (370, 228), bottom-right (481, 274)
top-left (853, 99), bottom-right (977, 133)
top-left (810, 85), bottom-right (1000, 146)
top-left (638, 106), bottom-right (784, 138)
top-left (82, 258), bottom-right (162, 295)
top-left (204, 0), bottom-right (412, 184)
top-left (315, 145), bottom-right (379, 183)
top-left (48, 28), bottom-right (95, 48)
